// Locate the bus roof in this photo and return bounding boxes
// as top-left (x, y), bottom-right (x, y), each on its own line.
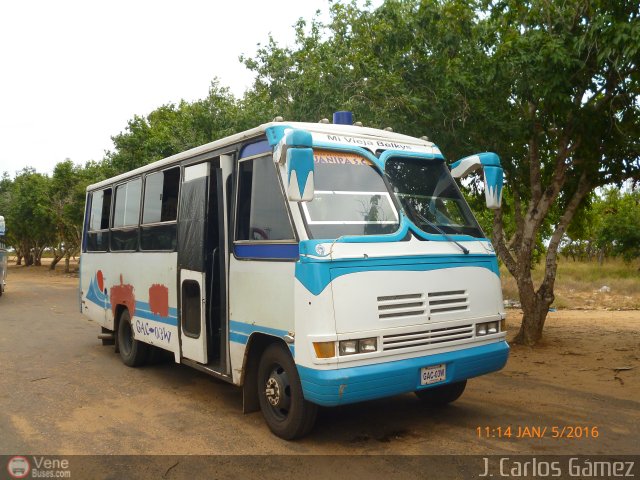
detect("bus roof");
top-left (87, 121), bottom-right (434, 191)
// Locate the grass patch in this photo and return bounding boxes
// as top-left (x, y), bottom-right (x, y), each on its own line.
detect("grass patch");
top-left (500, 258), bottom-right (640, 310)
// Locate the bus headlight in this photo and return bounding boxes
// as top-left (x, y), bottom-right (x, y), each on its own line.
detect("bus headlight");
top-left (358, 337), bottom-right (377, 353)
top-left (476, 321), bottom-right (501, 336)
top-left (338, 337), bottom-right (378, 356)
top-left (338, 340), bottom-right (358, 356)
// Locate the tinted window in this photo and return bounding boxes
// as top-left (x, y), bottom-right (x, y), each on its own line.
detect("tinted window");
top-left (385, 158), bottom-right (483, 238)
top-left (140, 224), bottom-right (177, 251)
top-left (111, 229), bottom-right (138, 251)
top-left (89, 188), bottom-right (112, 231)
top-left (182, 280), bottom-right (201, 337)
top-left (87, 188), bottom-right (112, 252)
top-left (236, 156), bottom-right (294, 241)
top-left (113, 179), bottom-right (142, 228)
top-left (143, 167), bottom-right (180, 224)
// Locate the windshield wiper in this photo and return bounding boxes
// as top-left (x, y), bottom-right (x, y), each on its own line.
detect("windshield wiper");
top-left (410, 209), bottom-right (470, 255)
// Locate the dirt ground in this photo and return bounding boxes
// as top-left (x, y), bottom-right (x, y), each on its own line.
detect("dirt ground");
top-left (0, 263), bottom-right (638, 466)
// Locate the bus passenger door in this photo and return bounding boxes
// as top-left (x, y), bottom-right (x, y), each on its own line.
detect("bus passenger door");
top-left (178, 163), bottom-right (210, 364)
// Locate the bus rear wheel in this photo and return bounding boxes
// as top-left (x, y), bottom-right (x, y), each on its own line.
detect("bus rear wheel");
top-left (117, 309), bottom-right (149, 367)
top-left (415, 380), bottom-right (467, 406)
top-left (257, 343), bottom-right (317, 440)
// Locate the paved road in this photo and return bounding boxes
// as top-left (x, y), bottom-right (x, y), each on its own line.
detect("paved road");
top-left (0, 266), bottom-right (637, 474)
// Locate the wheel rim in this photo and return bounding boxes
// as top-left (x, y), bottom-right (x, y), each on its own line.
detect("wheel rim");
top-left (264, 364), bottom-right (291, 421)
top-left (120, 320), bottom-right (133, 356)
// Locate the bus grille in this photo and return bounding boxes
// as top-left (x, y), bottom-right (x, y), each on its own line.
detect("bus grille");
top-left (428, 290), bottom-right (469, 315)
top-left (381, 324), bottom-right (474, 351)
top-left (377, 293), bottom-right (426, 320)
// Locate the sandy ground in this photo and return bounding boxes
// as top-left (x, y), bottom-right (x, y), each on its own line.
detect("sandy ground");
top-left (0, 264), bottom-right (638, 476)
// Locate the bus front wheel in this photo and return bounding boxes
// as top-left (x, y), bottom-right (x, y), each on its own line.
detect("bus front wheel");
top-left (415, 380), bottom-right (467, 406)
top-left (257, 343), bottom-right (317, 440)
top-left (117, 310), bottom-right (149, 367)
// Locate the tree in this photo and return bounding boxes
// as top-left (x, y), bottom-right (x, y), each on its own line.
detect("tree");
top-left (486, 0), bottom-right (640, 344)
top-left (106, 80), bottom-right (256, 174)
top-left (49, 160), bottom-right (87, 272)
top-left (5, 168), bottom-right (54, 266)
top-left (244, 0), bottom-right (640, 345)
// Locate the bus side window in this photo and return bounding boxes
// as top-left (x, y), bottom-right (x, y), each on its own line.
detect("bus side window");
top-left (86, 188), bottom-right (112, 252)
top-left (140, 167), bottom-right (180, 251)
top-left (111, 179), bottom-right (141, 251)
top-left (235, 156), bottom-right (295, 242)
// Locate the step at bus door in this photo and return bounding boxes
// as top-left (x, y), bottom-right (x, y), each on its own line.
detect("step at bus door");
top-left (178, 162), bottom-right (211, 364)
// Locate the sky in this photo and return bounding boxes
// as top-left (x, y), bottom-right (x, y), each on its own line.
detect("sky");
top-left (0, 0), bottom-right (338, 176)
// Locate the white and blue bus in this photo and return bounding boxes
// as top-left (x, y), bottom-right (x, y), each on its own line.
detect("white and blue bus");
top-left (0, 216), bottom-right (7, 297)
top-left (80, 112), bottom-right (509, 439)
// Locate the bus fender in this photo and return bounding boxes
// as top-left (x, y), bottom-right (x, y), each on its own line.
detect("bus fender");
top-left (242, 333), bottom-right (287, 414)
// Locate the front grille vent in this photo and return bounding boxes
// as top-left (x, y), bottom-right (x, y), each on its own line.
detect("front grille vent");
top-left (377, 293), bottom-right (425, 320)
top-left (428, 290), bottom-right (468, 315)
top-left (382, 324), bottom-right (474, 351)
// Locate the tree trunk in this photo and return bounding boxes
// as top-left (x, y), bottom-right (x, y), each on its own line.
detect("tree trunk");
top-left (34, 247), bottom-right (45, 266)
top-left (50, 255), bottom-right (62, 270)
top-left (513, 290), bottom-right (554, 345)
top-left (64, 256), bottom-right (71, 273)
top-left (16, 254), bottom-right (22, 266)
top-left (511, 272), bottom-right (554, 345)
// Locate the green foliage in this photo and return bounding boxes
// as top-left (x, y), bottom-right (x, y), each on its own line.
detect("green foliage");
top-left (106, 80), bottom-right (270, 175)
top-left (562, 187), bottom-right (640, 263)
top-left (3, 168), bottom-right (54, 264)
top-left (241, 0), bottom-right (639, 344)
top-left (597, 187), bottom-right (640, 262)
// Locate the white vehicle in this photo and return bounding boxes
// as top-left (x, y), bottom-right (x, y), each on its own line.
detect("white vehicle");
top-left (0, 215), bottom-right (7, 297)
top-left (80, 112), bottom-right (509, 439)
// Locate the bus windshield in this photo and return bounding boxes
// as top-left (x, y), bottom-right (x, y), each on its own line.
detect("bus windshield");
top-left (385, 157), bottom-right (484, 238)
top-left (301, 150), bottom-right (399, 238)
top-left (301, 150), bottom-right (483, 240)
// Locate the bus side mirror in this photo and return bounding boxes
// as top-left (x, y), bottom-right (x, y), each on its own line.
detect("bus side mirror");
top-left (283, 129), bottom-right (315, 202)
top-left (450, 152), bottom-right (503, 210)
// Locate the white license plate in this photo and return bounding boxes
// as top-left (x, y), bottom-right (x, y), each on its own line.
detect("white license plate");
top-left (420, 364), bottom-right (446, 385)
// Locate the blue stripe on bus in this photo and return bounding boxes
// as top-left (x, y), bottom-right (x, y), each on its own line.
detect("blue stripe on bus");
top-left (234, 243), bottom-right (299, 259)
top-left (298, 341), bottom-right (509, 406)
top-left (229, 320), bottom-right (289, 344)
top-left (134, 308), bottom-right (178, 326)
top-left (295, 254), bottom-right (500, 296)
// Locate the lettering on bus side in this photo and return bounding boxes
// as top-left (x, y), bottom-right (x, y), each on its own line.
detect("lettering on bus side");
top-left (324, 134), bottom-right (412, 151)
top-left (135, 319), bottom-right (172, 343)
top-left (326, 134), bottom-right (374, 147)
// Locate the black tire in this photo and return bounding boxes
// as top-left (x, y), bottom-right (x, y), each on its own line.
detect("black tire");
top-left (257, 343), bottom-right (317, 440)
top-left (415, 380), bottom-right (467, 406)
top-left (117, 310), bottom-right (149, 367)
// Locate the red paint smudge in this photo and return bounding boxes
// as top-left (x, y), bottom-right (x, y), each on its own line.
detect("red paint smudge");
top-left (148, 284), bottom-right (169, 317)
top-left (96, 270), bottom-right (104, 292)
top-left (110, 274), bottom-right (135, 318)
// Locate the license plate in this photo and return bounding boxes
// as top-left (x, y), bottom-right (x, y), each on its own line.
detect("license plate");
top-left (420, 364), bottom-right (446, 385)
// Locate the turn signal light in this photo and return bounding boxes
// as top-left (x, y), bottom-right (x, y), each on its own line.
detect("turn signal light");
top-left (313, 341), bottom-right (336, 359)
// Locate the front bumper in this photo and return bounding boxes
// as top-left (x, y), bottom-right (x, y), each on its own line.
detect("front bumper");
top-left (297, 341), bottom-right (509, 407)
